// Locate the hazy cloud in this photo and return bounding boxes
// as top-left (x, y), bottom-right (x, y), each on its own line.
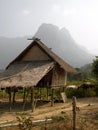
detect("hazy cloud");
top-left (52, 4), bottom-right (61, 14)
top-left (22, 10), bottom-right (31, 16)
top-left (52, 4), bottom-right (77, 16)
top-left (63, 8), bottom-right (77, 16)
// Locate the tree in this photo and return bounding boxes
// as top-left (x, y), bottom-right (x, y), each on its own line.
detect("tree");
top-left (92, 57), bottom-right (98, 81)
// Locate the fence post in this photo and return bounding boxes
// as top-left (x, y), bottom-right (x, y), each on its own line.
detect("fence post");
top-left (72, 96), bottom-right (76, 130)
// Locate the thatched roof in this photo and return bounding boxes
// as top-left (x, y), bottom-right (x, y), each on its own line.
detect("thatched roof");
top-left (0, 61), bottom-right (54, 88)
top-left (6, 39), bottom-right (76, 73)
top-left (0, 39), bottom-right (77, 88)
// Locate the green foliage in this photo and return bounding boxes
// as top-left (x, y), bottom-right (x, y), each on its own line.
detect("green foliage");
top-left (85, 88), bottom-right (96, 97)
top-left (92, 57), bottom-right (98, 81)
top-left (79, 118), bottom-right (87, 130)
top-left (16, 113), bottom-right (33, 130)
top-left (0, 90), bottom-right (6, 97)
top-left (51, 114), bottom-right (69, 122)
top-left (67, 80), bottom-right (82, 86)
top-left (66, 88), bottom-right (85, 98)
top-left (66, 86), bottom-right (97, 98)
top-left (95, 86), bottom-right (98, 96)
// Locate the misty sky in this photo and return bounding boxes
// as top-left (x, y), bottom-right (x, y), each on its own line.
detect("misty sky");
top-left (0, 0), bottom-right (98, 54)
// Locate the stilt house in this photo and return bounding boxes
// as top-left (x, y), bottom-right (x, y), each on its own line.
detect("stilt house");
top-left (0, 38), bottom-right (76, 111)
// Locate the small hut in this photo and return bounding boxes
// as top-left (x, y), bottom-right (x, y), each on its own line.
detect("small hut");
top-left (0, 38), bottom-right (76, 111)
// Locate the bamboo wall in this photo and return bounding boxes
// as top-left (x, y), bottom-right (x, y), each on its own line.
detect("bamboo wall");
top-left (51, 64), bottom-right (67, 88)
top-left (36, 64), bottom-right (67, 89)
top-left (21, 45), bottom-right (51, 61)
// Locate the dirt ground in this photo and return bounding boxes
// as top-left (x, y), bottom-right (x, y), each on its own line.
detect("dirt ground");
top-left (0, 97), bottom-right (98, 130)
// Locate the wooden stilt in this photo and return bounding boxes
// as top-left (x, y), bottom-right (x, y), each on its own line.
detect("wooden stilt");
top-left (65, 72), bottom-right (67, 86)
top-left (47, 87), bottom-right (49, 100)
top-left (12, 91), bottom-right (16, 106)
top-left (23, 88), bottom-right (26, 110)
top-left (51, 89), bottom-right (54, 106)
top-left (31, 87), bottom-right (33, 103)
top-left (31, 87), bottom-right (35, 112)
top-left (63, 87), bottom-right (65, 92)
top-left (59, 88), bottom-right (61, 102)
top-left (40, 87), bottom-right (42, 100)
top-left (23, 88), bottom-right (26, 103)
top-left (9, 92), bottom-right (12, 112)
top-left (38, 87), bottom-right (40, 99)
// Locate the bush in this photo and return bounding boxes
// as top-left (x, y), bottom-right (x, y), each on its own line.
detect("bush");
top-left (66, 87), bottom-right (97, 98)
top-left (85, 88), bottom-right (96, 97)
top-left (95, 86), bottom-right (98, 96)
top-left (66, 88), bottom-right (85, 98)
top-left (16, 113), bottom-right (33, 130)
top-left (51, 114), bottom-right (69, 122)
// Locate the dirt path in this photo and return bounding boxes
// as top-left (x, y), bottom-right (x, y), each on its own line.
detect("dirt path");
top-left (0, 97), bottom-right (97, 122)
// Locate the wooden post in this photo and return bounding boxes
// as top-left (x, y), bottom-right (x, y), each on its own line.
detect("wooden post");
top-left (40, 87), bottom-right (42, 100)
top-left (23, 88), bottom-right (26, 103)
top-left (51, 88), bottom-right (54, 106)
top-left (59, 88), bottom-right (61, 102)
top-left (47, 87), bottom-right (49, 100)
top-left (31, 87), bottom-right (35, 112)
top-left (31, 87), bottom-right (33, 103)
top-left (12, 91), bottom-right (15, 106)
top-left (63, 86), bottom-right (65, 92)
top-left (72, 96), bottom-right (76, 130)
top-left (12, 87), bottom-right (16, 106)
top-left (23, 88), bottom-right (26, 110)
top-left (65, 72), bottom-right (67, 86)
top-left (9, 92), bottom-right (12, 112)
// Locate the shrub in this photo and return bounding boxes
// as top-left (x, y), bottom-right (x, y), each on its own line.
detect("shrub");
top-left (16, 113), bottom-right (33, 130)
top-left (66, 88), bottom-right (85, 98)
top-left (66, 87), bottom-right (96, 98)
top-left (85, 88), bottom-right (96, 97)
top-left (51, 114), bottom-right (70, 122)
top-left (95, 86), bottom-right (98, 96)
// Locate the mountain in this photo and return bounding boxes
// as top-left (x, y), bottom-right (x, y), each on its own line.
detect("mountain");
top-left (0, 23), bottom-right (95, 69)
top-left (80, 63), bottom-right (92, 72)
top-left (35, 23), bottom-right (94, 67)
top-left (0, 36), bottom-right (29, 69)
